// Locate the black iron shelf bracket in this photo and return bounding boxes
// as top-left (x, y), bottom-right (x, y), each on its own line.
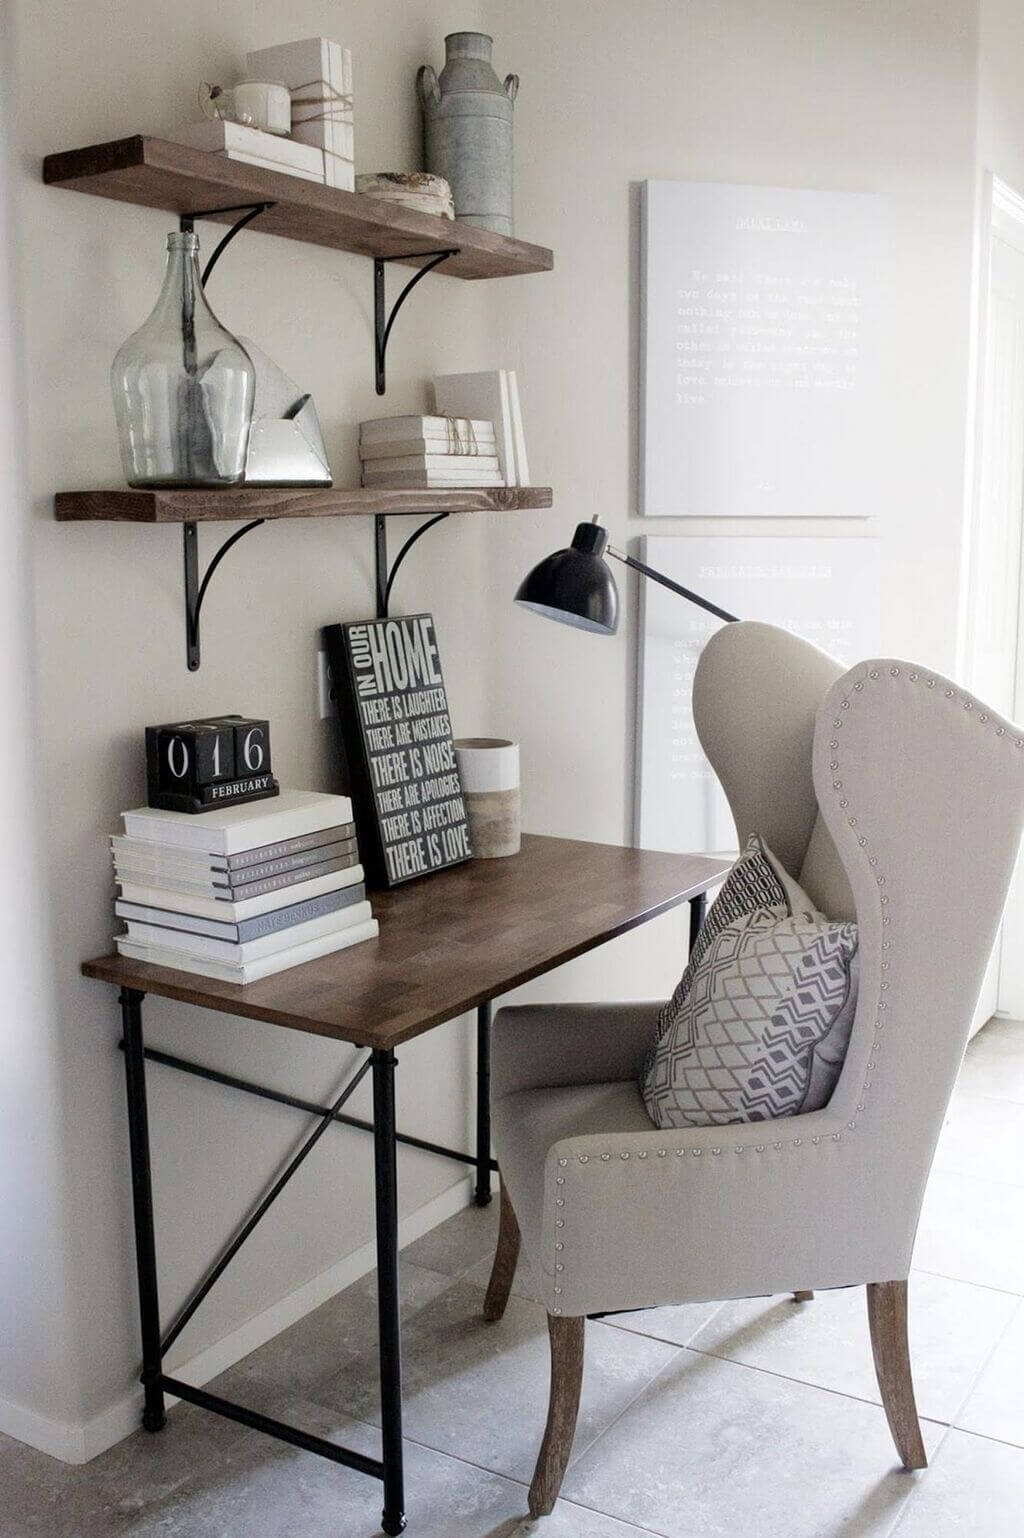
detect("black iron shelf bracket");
top-left (374, 510), bottom-right (451, 619)
top-left (172, 201), bottom-right (276, 671)
top-left (183, 518), bottom-right (265, 671)
top-left (178, 201), bottom-right (276, 286)
top-left (374, 249), bottom-right (459, 395)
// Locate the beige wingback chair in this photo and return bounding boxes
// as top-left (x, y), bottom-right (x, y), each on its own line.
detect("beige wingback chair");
top-left (485, 621), bottom-right (1024, 1517)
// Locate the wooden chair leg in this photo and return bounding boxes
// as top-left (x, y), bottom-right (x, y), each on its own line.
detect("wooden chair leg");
top-left (866, 1280), bottom-right (928, 1470)
top-left (529, 1313), bottom-right (585, 1518)
top-left (483, 1181), bottom-right (521, 1322)
top-left (793, 1290), bottom-right (814, 1302)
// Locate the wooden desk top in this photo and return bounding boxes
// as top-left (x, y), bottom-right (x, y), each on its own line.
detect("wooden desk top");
top-left (82, 835), bottom-right (727, 1049)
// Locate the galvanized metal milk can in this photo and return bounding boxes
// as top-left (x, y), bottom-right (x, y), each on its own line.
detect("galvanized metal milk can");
top-left (417, 32), bottom-right (518, 236)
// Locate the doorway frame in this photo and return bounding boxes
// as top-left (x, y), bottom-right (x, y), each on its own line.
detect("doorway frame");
top-left (960, 172), bottom-right (1024, 1022)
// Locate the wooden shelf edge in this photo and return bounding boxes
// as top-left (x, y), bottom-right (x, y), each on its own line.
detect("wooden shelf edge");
top-left (42, 135), bottom-right (553, 280)
top-left (54, 486), bottom-right (554, 523)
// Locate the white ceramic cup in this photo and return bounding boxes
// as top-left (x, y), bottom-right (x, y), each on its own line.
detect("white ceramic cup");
top-left (454, 738), bottom-right (521, 858)
top-left (230, 80), bottom-right (292, 135)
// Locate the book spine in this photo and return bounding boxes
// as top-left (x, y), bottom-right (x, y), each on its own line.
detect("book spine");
top-left (359, 455), bottom-right (501, 474)
top-left (359, 415), bottom-right (493, 441)
top-left (230, 852), bottom-right (359, 900)
top-left (360, 472), bottom-right (504, 488)
top-left (116, 882), bottom-right (368, 944)
top-left (114, 837), bottom-right (359, 890)
top-left (227, 822), bottom-right (355, 869)
top-left (219, 150), bottom-right (325, 184)
top-left (359, 437), bottom-right (497, 461)
top-left (235, 883), bottom-right (365, 941)
top-left (117, 918), bottom-right (379, 983)
top-left (223, 838), bottom-right (356, 885)
top-left (123, 901), bottom-right (373, 960)
top-left (113, 870), bottom-right (232, 898)
top-left (117, 864), bottom-right (364, 923)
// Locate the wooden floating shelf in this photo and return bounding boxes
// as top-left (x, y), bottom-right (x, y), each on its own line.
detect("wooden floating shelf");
top-left (42, 136), bottom-right (553, 281)
top-left (54, 485), bottom-right (554, 524)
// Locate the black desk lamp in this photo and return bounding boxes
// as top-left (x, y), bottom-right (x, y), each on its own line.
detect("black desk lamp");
top-left (515, 517), bottom-right (739, 632)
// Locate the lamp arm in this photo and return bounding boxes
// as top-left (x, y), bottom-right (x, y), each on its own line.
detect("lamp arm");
top-left (607, 547), bottom-right (740, 624)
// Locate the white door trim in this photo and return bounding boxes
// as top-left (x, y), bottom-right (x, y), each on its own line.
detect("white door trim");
top-left (961, 173), bottom-right (1024, 1024)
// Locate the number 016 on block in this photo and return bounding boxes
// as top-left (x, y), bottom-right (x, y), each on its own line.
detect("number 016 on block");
top-left (145, 715), bottom-right (280, 814)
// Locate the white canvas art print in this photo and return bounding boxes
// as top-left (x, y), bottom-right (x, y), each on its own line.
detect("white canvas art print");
top-left (641, 181), bottom-right (887, 518)
top-left (636, 536), bottom-right (881, 855)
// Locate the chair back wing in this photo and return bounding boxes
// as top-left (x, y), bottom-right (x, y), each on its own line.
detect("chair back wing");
top-left (692, 621), bottom-right (853, 912)
top-left (814, 661), bottom-right (1024, 1208)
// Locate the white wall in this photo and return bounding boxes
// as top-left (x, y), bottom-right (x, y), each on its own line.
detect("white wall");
top-left (978, 0), bottom-right (1024, 193)
top-left (0, 13), bottom-right (80, 1458)
top-left (2, 0), bottom-right (1000, 1458)
top-left (8, 0), bottom-right (507, 1453)
top-left (483, 0), bottom-right (982, 1012)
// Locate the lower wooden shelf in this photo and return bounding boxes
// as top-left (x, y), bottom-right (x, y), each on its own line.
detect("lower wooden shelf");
top-left (54, 485), bottom-right (553, 524)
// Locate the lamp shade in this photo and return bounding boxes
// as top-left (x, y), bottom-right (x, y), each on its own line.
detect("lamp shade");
top-left (514, 520), bottom-right (619, 635)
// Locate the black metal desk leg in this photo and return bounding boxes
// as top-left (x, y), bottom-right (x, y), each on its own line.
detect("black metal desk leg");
top-left (689, 892), bottom-right (707, 954)
top-left (372, 1049), bottom-right (406, 1536)
top-left (474, 1002), bottom-right (493, 1207)
top-left (119, 987), bottom-right (166, 1433)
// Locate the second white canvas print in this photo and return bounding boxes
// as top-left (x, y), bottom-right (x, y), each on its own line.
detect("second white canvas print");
top-left (636, 535), bottom-right (881, 855)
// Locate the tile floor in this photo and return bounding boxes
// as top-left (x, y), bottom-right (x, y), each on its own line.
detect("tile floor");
top-left (4, 1017), bottom-right (1024, 1537)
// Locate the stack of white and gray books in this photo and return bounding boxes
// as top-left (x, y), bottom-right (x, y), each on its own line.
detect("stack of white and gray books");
top-left (111, 790), bottom-right (377, 984)
top-left (359, 414), bottom-right (502, 489)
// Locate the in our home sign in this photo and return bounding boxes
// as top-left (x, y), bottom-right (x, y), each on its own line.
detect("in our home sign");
top-left (325, 614), bottom-right (471, 886)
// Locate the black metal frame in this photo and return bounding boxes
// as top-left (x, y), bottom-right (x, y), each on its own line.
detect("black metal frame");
top-left (174, 202), bottom-right (279, 671)
top-left (373, 511), bottom-right (452, 620)
top-left (180, 486), bottom-right (462, 666)
top-left (116, 898), bottom-right (704, 1533)
top-left (609, 547), bottom-right (740, 626)
top-left (182, 518), bottom-right (265, 671)
top-left (373, 251), bottom-right (459, 396)
top-left (118, 992), bottom-right (495, 1535)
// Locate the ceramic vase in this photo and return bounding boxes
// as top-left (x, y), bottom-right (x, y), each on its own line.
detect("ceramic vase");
top-left (454, 738), bottom-right (521, 857)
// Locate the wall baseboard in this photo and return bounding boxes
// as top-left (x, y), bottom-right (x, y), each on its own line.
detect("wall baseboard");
top-left (0, 1175), bottom-right (472, 1465)
top-left (0, 1395), bottom-right (93, 1466)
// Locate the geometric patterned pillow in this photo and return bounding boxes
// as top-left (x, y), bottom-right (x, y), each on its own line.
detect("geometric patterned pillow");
top-left (641, 833), bottom-right (793, 1087)
top-left (640, 834), bottom-right (859, 1128)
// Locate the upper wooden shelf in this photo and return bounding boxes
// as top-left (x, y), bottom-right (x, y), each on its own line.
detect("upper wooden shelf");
top-left (42, 136), bottom-right (554, 281)
top-left (54, 485), bottom-right (553, 524)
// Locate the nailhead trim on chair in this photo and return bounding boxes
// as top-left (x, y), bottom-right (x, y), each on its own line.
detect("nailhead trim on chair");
top-left (548, 670), bottom-right (1023, 1311)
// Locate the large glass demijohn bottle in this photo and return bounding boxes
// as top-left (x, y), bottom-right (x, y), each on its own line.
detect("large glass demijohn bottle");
top-left (111, 231), bottom-right (255, 487)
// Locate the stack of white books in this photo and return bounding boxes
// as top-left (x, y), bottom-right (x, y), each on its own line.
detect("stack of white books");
top-left (359, 415), bottom-right (502, 489)
top-left (111, 790), bottom-right (378, 984)
top-left (434, 371), bottom-right (530, 487)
